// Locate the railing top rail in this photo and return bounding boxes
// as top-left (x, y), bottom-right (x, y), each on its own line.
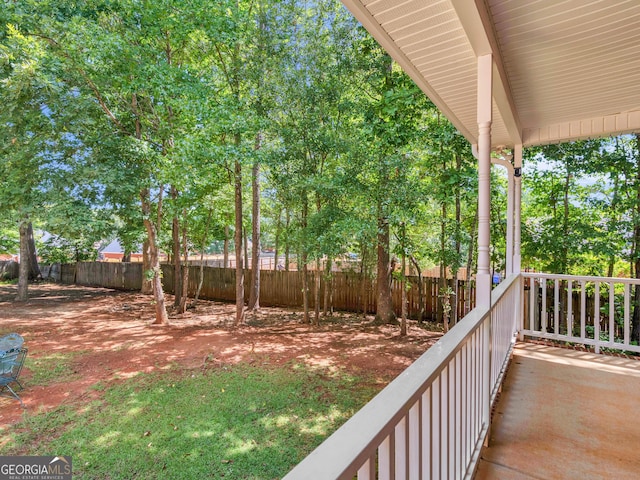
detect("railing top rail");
top-left (521, 272), bottom-right (640, 285)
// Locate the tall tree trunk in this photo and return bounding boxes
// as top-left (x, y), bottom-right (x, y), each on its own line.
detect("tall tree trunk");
top-left (141, 187), bottom-right (169, 325)
top-left (607, 175), bottom-right (620, 278)
top-left (375, 215), bottom-right (396, 324)
top-left (301, 197), bottom-right (310, 323)
top-left (313, 195), bottom-right (323, 324)
top-left (360, 245), bottom-right (368, 317)
top-left (26, 222), bottom-right (40, 280)
top-left (314, 259), bottom-right (321, 324)
top-left (141, 239), bottom-right (153, 294)
top-left (178, 213), bottom-right (189, 314)
top-left (410, 256), bottom-right (424, 323)
top-left (16, 221), bottom-right (29, 302)
top-left (285, 209), bottom-right (291, 271)
top-left (234, 149), bottom-right (245, 325)
top-left (248, 159), bottom-right (261, 311)
top-left (632, 134), bottom-right (640, 342)
top-left (439, 201), bottom-right (447, 326)
top-left (323, 258), bottom-right (332, 316)
top-left (465, 210), bottom-right (478, 315)
top-left (223, 225), bottom-right (229, 269)
top-left (274, 209), bottom-right (282, 271)
top-left (134, 94), bottom-right (153, 296)
top-left (243, 227), bottom-right (249, 278)
top-left (194, 208), bottom-right (212, 307)
top-left (400, 223), bottom-right (407, 336)
top-left (561, 168), bottom-right (571, 273)
top-left (607, 257), bottom-right (615, 278)
top-left (171, 186), bottom-right (182, 308)
top-left (453, 154), bottom-right (462, 324)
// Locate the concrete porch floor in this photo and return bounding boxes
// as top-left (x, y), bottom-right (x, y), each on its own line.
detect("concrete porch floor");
top-left (475, 342), bottom-right (640, 480)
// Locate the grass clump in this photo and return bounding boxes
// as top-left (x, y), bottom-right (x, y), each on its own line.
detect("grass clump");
top-left (3, 362), bottom-right (377, 479)
top-left (26, 351), bottom-right (86, 386)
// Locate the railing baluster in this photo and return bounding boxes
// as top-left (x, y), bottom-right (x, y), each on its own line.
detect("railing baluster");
top-left (471, 331), bottom-right (478, 445)
top-left (395, 416), bottom-right (407, 479)
top-left (461, 344), bottom-right (468, 472)
top-left (529, 277), bottom-right (535, 331)
top-left (567, 280), bottom-right (573, 338)
top-left (553, 278), bottom-right (560, 335)
top-left (441, 366), bottom-right (448, 480)
top-left (482, 317), bottom-right (491, 445)
top-left (409, 401), bottom-right (420, 480)
top-left (594, 281), bottom-right (600, 354)
top-left (455, 351), bottom-right (462, 480)
top-left (421, 389), bottom-right (431, 479)
top-left (432, 377), bottom-right (440, 480)
top-left (624, 283), bottom-right (630, 346)
top-left (449, 355), bottom-right (457, 479)
top-left (609, 282), bottom-right (615, 347)
top-left (541, 277), bottom-right (547, 333)
top-left (357, 457), bottom-right (375, 480)
top-left (379, 434), bottom-right (393, 480)
top-left (477, 328), bottom-right (482, 439)
top-left (581, 280), bottom-right (586, 339)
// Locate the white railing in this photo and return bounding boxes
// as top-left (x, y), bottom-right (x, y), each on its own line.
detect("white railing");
top-left (283, 274), bottom-right (520, 480)
top-left (521, 273), bottom-right (640, 354)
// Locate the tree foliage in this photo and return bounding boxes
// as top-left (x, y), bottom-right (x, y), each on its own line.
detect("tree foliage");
top-left (3, 0), bottom-right (637, 330)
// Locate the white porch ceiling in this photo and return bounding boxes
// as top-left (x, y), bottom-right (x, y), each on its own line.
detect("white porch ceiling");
top-left (341, 0), bottom-right (640, 148)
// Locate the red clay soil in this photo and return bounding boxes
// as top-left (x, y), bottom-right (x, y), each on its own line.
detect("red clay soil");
top-left (0, 284), bottom-right (443, 429)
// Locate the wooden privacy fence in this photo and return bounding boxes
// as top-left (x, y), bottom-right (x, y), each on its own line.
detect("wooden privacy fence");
top-left (0, 261), bottom-right (19, 280)
top-left (59, 262), bottom-right (143, 290)
top-left (55, 262), bottom-right (476, 321)
top-left (161, 266), bottom-right (476, 321)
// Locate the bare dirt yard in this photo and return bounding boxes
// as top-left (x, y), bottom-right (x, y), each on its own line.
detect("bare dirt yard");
top-left (0, 283), bottom-right (443, 428)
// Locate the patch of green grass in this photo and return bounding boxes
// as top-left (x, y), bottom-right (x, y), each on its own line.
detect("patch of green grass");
top-left (3, 362), bottom-right (378, 479)
top-left (26, 352), bottom-right (86, 386)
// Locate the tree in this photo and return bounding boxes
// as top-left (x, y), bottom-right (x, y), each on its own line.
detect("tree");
top-left (348, 33), bottom-right (434, 324)
top-left (195, 0), bottom-right (277, 325)
top-left (0, 23), bottom-right (59, 300)
top-left (264, 0), bottom-right (361, 324)
top-left (11, 0), bottom-right (244, 323)
top-left (420, 114), bottom-right (476, 326)
top-left (523, 141), bottom-right (602, 273)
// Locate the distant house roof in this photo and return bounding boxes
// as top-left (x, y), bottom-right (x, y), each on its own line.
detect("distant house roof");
top-left (102, 239), bottom-right (124, 253)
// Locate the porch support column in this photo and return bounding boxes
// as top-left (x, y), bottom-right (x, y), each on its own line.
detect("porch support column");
top-left (491, 155), bottom-right (514, 276)
top-left (513, 144), bottom-right (522, 273)
top-left (505, 165), bottom-right (514, 276)
top-left (476, 54), bottom-right (493, 309)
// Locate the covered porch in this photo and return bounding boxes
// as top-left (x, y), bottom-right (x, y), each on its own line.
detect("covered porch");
top-left (476, 342), bottom-right (640, 480)
top-left (285, 0), bottom-right (640, 478)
